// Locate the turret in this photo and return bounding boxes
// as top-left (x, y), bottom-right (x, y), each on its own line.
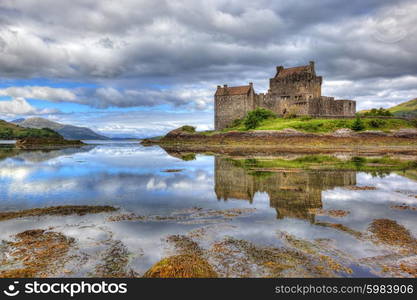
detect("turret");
top-left (309, 61), bottom-right (315, 75)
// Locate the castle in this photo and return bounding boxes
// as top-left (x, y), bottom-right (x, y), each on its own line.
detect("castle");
top-left (214, 61), bottom-right (356, 130)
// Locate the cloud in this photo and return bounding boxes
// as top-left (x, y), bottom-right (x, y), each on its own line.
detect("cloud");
top-left (0, 0), bottom-right (415, 113)
top-left (0, 86), bottom-right (77, 102)
top-left (0, 85), bottom-right (213, 110)
top-left (0, 97), bottom-right (58, 116)
top-left (0, 0), bottom-right (415, 81)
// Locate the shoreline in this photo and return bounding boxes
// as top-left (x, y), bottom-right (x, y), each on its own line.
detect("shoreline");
top-left (143, 128), bottom-right (417, 155)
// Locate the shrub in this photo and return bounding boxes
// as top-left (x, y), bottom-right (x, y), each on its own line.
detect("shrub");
top-left (363, 107), bottom-right (393, 117)
top-left (229, 118), bottom-right (243, 128)
top-left (368, 119), bottom-right (386, 128)
top-left (181, 153), bottom-right (196, 161)
top-left (351, 115), bottom-right (365, 131)
top-left (410, 118), bottom-right (417, 128)
top-left (351, 156), bottom-right (366, 167)
top-left (243, 108), bottom-right (276, 130)
top-left (180, 125), bottom-right (196, 133)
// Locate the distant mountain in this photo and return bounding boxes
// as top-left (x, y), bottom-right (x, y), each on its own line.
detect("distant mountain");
top-left (11, 118), bottom-right (25, 123)
top-left (13, 117), bottom-right (109, 140)
top-left (388, 98), bottom-right (417, 117)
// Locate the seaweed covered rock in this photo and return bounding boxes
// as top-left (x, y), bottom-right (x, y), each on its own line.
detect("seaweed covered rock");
top-left (15, 137), bottom-right (85, 149)
top-left (0, 229), bottom-right (74, 278)
top-left (143, 254), bottom-right (217, 278)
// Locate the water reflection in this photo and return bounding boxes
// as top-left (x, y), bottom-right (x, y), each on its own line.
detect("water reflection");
top-left (214, 157), bottom-right (356, 222)
top-left (0, 143), bottom-right (416, 277)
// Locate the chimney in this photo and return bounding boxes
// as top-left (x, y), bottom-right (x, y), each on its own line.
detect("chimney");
top-left (249, 82), bottom-right (253, 88)
top-left (223, 84), bottom-right (228, 88)
top-left (217, 85), bottom-right (221, 89)
top-left (309, 61), bottom-right (315, 70)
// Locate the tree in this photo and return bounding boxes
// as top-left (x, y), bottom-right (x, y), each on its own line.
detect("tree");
top-left (351, 115), bottom-right (365, 131)
top-left (243, 108), bottom-right (276, 130)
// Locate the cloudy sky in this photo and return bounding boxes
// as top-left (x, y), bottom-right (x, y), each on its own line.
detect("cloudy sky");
top-left (0, 0), bottom-right (416, 137)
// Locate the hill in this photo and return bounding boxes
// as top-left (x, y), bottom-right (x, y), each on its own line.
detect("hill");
top-left (0, 120), bottom-right (61, 139)
top-left (13, 117), bottom-right (109, 140)
top-left (388, 98), bottom-right (417, 117)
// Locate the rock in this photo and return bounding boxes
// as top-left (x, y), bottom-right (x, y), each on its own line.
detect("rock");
top-left (357, 130), bottom-right (388, 137)
top-left (329, 128), bottom-right (355, 137)
top-left (164, 127), bottom-right (196, 139)
top-left (393, 128), bottom-right (417, 138)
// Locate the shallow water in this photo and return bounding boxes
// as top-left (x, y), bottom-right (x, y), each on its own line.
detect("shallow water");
top-left (0, 142), bottom-right (416, 277)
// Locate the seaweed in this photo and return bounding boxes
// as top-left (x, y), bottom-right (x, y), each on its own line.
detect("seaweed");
top-left (0, 229), bottom-right (74, 278)
top-left (0, 205), bottom-right (118, 222)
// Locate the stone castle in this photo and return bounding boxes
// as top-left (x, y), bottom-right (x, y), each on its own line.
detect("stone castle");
top-left (214, 61), bottom-right (356, 130)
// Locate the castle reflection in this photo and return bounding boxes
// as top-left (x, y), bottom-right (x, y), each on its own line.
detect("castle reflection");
top-left (214, 157), bottom-right (356, 222)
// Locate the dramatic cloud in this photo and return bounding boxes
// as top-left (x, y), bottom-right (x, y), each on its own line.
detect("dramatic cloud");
top-left (0, 0), bottom-right (416, 127)
top-left (0, 97), bottom-right (58, 116)
top-left (0, 86), bottom-right (77, 102)
top-left (0, 85), bottom-right (212, 110)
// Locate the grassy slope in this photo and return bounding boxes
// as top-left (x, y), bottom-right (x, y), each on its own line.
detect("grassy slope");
top-left (219, 117), bottom-right (414, 133)
top-left (0, 120), bottom-right (62, 139)
top-left (388, 98), bottom-right (417, 117)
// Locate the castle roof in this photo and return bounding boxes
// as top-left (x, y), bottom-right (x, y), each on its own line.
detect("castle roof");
top-left (275, 64), bottom-right (311, 78)
top-left (215, 85), bottom-right (251, 96)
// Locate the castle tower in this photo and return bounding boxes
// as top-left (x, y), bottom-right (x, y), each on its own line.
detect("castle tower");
top-left (214, 83), bottom-right (255, 130)
top-left (269, 61), bottom-right (322, 101)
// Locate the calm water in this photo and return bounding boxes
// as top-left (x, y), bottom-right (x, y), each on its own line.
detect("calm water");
top-left (0, 142), bottom-right (416, 277)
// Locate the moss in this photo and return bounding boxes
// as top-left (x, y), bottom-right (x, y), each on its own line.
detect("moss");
top-left (0, 205), bottom-right (118, 222)
top-left (143, 254), bottom-right (218, 278)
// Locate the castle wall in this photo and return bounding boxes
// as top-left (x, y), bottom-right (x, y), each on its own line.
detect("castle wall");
top-left (215, 92), bottom-right (255, 130)
top-left (269, 74), bottom-right (322, 101)
top-left (307, 97), bottom-right (355, 116)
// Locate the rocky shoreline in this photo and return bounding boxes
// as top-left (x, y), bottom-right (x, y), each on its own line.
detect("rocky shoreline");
top-left (142, 127), bottom-right (417, 155)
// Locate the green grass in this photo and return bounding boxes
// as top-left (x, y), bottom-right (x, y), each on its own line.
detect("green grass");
top-left (221, 117), bottom-right (414, 133)
top-left (228, 155), bottom-right (417, 173)
top-left (388, 98), bottom-right (417, 117)
top-left (0, 120), bottom-right (62, 139)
